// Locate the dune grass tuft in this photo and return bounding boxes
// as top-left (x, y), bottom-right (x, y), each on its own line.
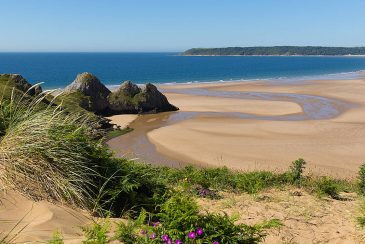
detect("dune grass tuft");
top-left (0, 86), bottom-right (110, 208)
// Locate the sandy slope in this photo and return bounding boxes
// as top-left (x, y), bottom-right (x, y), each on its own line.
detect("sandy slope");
top-left (198, 188), bottom-right (365, 243)
top-left (144, 78), bottom-right (365, 177)
top-left (0, 191), bottom-right (90, 243)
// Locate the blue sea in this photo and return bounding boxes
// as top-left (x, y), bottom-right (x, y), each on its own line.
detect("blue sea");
top-left (1, 52), bottom-right (365, 89)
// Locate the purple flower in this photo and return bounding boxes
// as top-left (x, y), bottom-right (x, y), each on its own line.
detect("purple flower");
top-left (166, 239), bottom-right (172, 244)
top-left (212, 242), bottom-right (219, 244)
top-left (162, 234), bottom-right (169, 241)
top-left (150, 233), bottom-right (156, 239)
top-left (175, 240), bottom-right (182, 244)
top-left (196, 227), bottom-right (204, 236)
top-left (140, 229), bottom-right (147, 235)
top-left (153, 221), bottom-right (160, 227)
top-left (188, 231), bottom-right (196, 239)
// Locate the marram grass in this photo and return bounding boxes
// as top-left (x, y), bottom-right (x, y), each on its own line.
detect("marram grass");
top-left (0, 85), bottom-right (106, 208)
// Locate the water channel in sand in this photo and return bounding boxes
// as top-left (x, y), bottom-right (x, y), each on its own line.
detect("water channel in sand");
top-left (107, 85), bottom-right (355, 167)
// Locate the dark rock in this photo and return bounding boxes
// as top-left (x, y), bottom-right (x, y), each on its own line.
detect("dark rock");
top-left (108, 81), bottom-right (178, 114)
top-left (107, 81), bottom-right (140, 113)
top-left (117, 80), bottom-right (141, 97)
top-left (135, 83), bottom-right (178, 113)
top-left (64, 72), bottom-right (111, 113)
top-left (0, 74), bottom-right (42, 95)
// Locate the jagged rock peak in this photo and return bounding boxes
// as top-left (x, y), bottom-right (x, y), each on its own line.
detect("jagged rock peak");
top-left (137, 83), bottom-right (178, 113)
top-left (116, 80), bottom-right (141, 97)
top-left (64, 72), bottom-right (111, 113)
top-left (64, 72), bottom-right (110, 95)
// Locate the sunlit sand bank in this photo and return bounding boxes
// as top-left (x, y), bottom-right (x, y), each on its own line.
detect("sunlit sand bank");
top-left (108, 76), bottom-right (365, 178)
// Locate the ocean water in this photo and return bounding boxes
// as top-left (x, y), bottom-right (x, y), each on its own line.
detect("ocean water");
top-left (1, 52), bottom-right (365, 89)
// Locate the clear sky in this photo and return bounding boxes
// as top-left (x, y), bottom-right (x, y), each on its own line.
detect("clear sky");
top-left (1, 0), bottom-right (365, 52)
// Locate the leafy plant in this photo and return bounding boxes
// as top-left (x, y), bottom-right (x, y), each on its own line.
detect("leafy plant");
top-left (289, 158), bottom-right (306, 184)
top-left (358, 164), bottom-right (365, 195)
top-left (116, 209), bottom-right (148, 243)
top-left (116, 192), bottom-right (281, 244)
top-left (314, 177), bottom-right (340, 199)
top-left (48, 230), bottom-right (64, 244)
top-left (357, 201), bottom-right (365, 228)
top-left (82, 220), bottom-right (110, 244)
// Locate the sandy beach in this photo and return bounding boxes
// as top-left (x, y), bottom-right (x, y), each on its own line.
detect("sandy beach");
top-left (108, 76), bottom-right (365, 178)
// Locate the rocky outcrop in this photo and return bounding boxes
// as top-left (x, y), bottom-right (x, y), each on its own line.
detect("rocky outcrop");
top-left (108, 81), bottom-right (139, 113)
top-left (64, 72), bottom-right (111, 113)
top-left (63, 72), bottom-right (178, 115)
top-left (117, 80), bottom-right (141, 97)
top-left (134, 83), bottom-right (178, 113)
top-left (0, 74), bottom-right (42, 95)
top-left (108, 81), bottom-right (178, 114)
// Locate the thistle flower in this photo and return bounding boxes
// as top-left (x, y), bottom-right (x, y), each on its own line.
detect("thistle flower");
top-left (150, 233), bottom-right (156, 239)
top-left (153, 221), bottom-right (160, 227)
top-left (196, 227), bottom-right (204, 236)
top-left (175, 240), bottom-right (182, 244)
top-left (140, 229), bottom-right (147, 235)
top-left (212, 242), bottom-right (219, 244)
top-left (188, 231), bottom-right (196, 239)
top-left (166, 239), bottom-right (172, 244)
top-left (162, 234), bottom-right (169, 241)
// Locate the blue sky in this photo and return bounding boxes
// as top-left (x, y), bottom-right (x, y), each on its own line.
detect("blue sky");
top-left (1, 0), bottom-right (365, 52)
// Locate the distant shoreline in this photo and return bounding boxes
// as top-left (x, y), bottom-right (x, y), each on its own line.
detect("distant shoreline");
top-left (182, 46), bottom-right (365, 56)
top-left (181, 54), bottom-right (365, 57)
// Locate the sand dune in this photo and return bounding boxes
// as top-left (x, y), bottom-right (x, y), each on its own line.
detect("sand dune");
top-left (0, 191), bottom-right (90, 243)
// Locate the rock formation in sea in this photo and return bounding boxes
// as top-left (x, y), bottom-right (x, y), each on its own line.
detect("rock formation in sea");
top-left (134, 83), bottom-right (178, 113)
top-left (64, 72), bottom-right (178, 115)
top-left (64, 72), bottom-right (111, 113)
top-left (108, 81), bottom-right (141, 113)
top-left (108, 81), bottom-right (178, 114)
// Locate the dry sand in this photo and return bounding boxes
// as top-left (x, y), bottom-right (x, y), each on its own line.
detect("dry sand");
top-left (107, 114), bottom-right (138, 128)
top-left (0, 191), bottom-right (90, 243)
top-left (198, 188), bottom-right (365, 243)
top-left (139, 78), bottom-right (365, 178)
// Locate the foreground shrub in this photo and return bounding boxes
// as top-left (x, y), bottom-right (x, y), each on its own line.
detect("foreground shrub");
top-left (166, 166), bottom-right (291, 194)
top-left (358, 164), bottom-right (365, 195)
top-left (48, 230), bottom-right (64, 244)
top-left (82, 220), bottom-right (110, 244)
top-left (357, 201), bottom-right (365, 228)
top-left (97, 160), bottom-right (169, 216)
top-left (288, 158), bottom-right (306, 184)
top-left (311, 177), bottom-right (340, 199)
top-left (116, 193), bottom-right (281, 244)
top-left (0, 87), bottom-right (110, 207)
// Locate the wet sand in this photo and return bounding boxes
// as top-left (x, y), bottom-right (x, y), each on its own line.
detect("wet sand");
top-left (108, 77), bottom-right (365, 178)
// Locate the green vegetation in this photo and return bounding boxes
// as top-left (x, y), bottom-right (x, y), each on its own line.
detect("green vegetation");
top-left (0, 85), bottom-right (112, 208)
top-left (82, 220), bottom-right (110, 244)
top-left (48, 231), bottom-right (64, 244)
top-left (358, 164), bottom-right (365, 195)
top-left (182, 46), bottom-right (365, 56)
top-left (115, 193), bottom-right (281, 244)
top-left (357, 202), bottom-right (365, 228)
top-left (105, 126), bottom-right (134, 140)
